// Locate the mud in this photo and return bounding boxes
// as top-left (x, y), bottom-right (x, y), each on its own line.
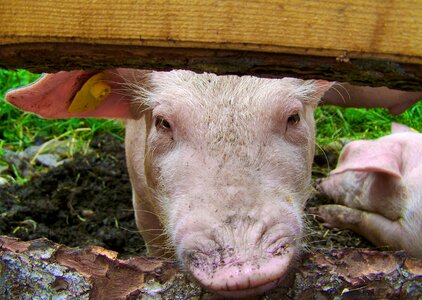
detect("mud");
top-left (0, 134), bottom-right (375, 258)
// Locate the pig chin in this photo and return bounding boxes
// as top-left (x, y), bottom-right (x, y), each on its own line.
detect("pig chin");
top-left (175, 218), bottom-right (301, 297)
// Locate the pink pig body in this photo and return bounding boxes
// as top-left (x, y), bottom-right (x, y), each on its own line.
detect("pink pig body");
top-left (317, 124), bottom-right (422, 258)
top-left (6, 69), bottom-right (331, 297)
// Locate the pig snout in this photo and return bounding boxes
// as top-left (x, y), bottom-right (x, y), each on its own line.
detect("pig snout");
top-left (156, 149), bottom-right (308, 297)
top-left (184, 246), bottom-right (293, 297)
top-left (177, 214), bottom-right (299, 297)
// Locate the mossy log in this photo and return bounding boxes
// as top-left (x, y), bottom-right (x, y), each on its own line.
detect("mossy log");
top-left (1, 236), bottom-right (422, 299)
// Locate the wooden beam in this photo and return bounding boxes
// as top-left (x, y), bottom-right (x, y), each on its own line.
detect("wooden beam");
top-left (2, 0), bottom-right (421, 61)
top-left (1, 1), bottom-right (421, 90)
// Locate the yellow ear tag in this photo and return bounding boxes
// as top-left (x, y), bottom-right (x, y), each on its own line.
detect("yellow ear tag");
top-left (68, 73), bottom-right (111, 113)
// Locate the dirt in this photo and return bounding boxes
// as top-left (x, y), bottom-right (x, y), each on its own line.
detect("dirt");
top-left (0, 134), bottom-right (145, 258)
top-left (0, 134), bottom-right (376, 258)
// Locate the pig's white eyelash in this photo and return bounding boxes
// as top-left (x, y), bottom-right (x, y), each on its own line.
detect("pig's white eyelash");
top-left (149, 70), bottom-right (329, 108)
top-left (132, 204), bottom-right (177, 259)
top-left (132, 207), bottom-right (163, 221)
top-left (130, 84), bottom-right (154, 105)
top-left (110, 86), bottom-right (151, 116)
top-left (112, 70), bottom-right (331, 115)
top-left (147, 233), bottom-right (176, 254)
top-left (293, 80), bottom-right (335, 105)
top-left (314, 143), bottom-right (332, 171)
top-left (330, 82), bottom-right (349, 104)
top-left (106, 69), bottom-right (155, 116)
top-left (109, 69), bottom-right (155, 107)
top-left (300, 218), bottom-right (326, 252)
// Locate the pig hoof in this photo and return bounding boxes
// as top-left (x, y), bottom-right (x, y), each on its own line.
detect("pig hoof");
top-left (316, 205), bottom-right (364, 229)
top-left (309, 207), bottom-right (326, 223)
top-left (182, 244), bottom-right (295, 297)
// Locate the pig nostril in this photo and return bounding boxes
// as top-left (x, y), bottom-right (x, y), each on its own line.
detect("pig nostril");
top-left (271, 243), bottom-right (289, 256)
top-left (315, 178), bottom-right (323, 185)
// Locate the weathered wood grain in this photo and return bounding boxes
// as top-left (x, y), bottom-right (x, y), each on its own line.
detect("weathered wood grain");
top-left (1, 1), bottom-right (421, 89)
top-left (1, 0), bottom-right (421, 62)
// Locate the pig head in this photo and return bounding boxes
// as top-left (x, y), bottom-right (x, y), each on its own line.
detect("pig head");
top-left (6, 69), bottom-right (331, 297)
top-left (316, 123), bottom-right (422, 258)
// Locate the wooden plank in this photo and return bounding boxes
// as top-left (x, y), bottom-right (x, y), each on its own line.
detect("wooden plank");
top-left (1, 1), bottom-right (421, 90)
top-left (1, 0), bottom-right (421, 63)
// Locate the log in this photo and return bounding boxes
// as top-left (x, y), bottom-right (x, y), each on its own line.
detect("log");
top-left (1, 43), bottom-right (421, 91)
top-left (2, 235), bottom-right (422, 299)
top-left (1, 1), bottom-right (422, 90)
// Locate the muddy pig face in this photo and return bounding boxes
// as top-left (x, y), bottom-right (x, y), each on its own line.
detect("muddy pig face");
top-left (125, 70), bottom-right (331, 297)
top-left (6, 69), bottom-right (331, 297)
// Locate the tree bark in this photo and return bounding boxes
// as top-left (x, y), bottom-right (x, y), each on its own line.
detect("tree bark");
top-left (1, 235), bottom-right (421, 299)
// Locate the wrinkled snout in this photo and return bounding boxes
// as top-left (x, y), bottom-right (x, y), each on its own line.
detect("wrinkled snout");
top-left (316, 175), bottom-right (345, 201)
top-left (178, 218), bottom-right (300, 297)
top-left (184, 245), bottom-right (295, 297)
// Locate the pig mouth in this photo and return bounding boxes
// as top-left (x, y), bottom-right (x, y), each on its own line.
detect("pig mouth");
top-left (182, 243), bottom-right (296, 297)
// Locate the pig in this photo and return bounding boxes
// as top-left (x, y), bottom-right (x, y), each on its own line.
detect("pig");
top-left (316, 123), bottom-right (422, 258)
top-left (6, 69), bottom-right (332, 297)
top-left (5, 69), bottom-right (422, 297)
top-left (321, 83), bottom-right (422, 115)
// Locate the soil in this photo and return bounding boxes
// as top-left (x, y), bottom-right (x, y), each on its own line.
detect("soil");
top-left (0, 134), bottom-right (375, 258)
top-left (0, 134), bottom-right (145, 258)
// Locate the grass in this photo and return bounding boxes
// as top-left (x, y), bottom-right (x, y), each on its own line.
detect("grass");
top-left (315, 103), bottom-right (422, 145)
top-left (0, 69), bottom-right (125, 184)
top-left (1, 68), bottom-right (421, 180)
top-left (0, 69), bottom-right (124, 153)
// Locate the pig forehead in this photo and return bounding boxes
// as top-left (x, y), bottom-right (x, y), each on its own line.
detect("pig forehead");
top-left (147, 70), bottom-right (311, 111)
top-left (145, 71), bottom-right (318, 151)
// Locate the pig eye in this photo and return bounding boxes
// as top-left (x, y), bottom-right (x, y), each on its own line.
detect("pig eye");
top-left (287, 113), bottom-right (300, 125)
top-left (155, 116), bottom-right (171, 130)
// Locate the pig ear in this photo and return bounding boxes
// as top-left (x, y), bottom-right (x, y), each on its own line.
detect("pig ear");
top-left (331, 140), bottom-right (402, 178)
top-left (314, 80), bottom-right (334, 99)
top-left (5, 69), bottom-right (150, 119)
top-left (391, 122), bottom-right (418, 134)
top-left (301, 80), bottom-right (334, 107)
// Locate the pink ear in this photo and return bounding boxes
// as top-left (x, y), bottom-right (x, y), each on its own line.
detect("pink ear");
top-left (331, 140), bottom-right (402, 178)
top-left (391, 122), bottom-right (418, 134)
top-left (314, 80), bottom-right (334, 99)
top-left (5, 69), bottom-right (148, 119)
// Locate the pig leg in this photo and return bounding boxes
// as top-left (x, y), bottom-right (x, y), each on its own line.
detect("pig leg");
top-left (318, 172), bottom-right (404, 221)
top-left (317, 204), bottom-right (404, 250)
